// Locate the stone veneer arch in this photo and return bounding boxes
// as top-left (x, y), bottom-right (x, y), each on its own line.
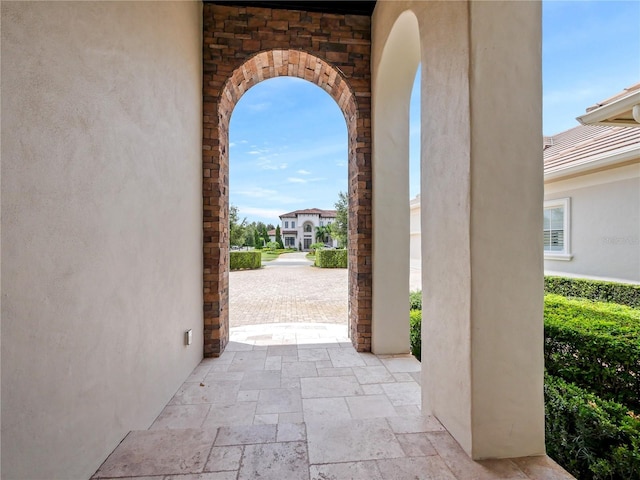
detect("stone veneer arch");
top-left (203, 3), bottom-right (373, 357)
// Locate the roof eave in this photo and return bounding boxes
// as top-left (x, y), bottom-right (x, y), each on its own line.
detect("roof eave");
top-left (544, 145), bottom-right (640, 181)
top-left (577, 90), bottom-right (640, 127)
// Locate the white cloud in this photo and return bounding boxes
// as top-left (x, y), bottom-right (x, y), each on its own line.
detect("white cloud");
top-left (236, 187), bottom-right (277, 198)
top-left (238, 206), bottom-right (283, 220)
top-left (247, 102), bottom-right (271, 112)
top-left (229, 142), bottom-right (236, 148)
top-left (287, 177), bottom-right (307, 184)
top-left (297, 169), bottom-right (311, 175)
top-left (248, 150), bottom-right (261, 155)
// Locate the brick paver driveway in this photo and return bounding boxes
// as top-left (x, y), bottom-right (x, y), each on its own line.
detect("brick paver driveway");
top-left (229, 252), bottom-right (348, 327)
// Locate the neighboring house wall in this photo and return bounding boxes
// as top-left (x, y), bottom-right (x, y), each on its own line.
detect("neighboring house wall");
top-left (409, 195), bottom-right (421, 266)
top-left (1, 2), bottom-right (203, 479)
top-left (544, 163), bottom-right (640, 283)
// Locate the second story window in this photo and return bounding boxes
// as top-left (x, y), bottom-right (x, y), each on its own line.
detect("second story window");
top-left (292, 221), bottom-right (295, 228)
top-left (285, 221), bottom-right (289, 228)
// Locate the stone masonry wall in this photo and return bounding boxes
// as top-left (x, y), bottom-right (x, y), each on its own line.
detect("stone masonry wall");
top-left (203, 3), bottom-right (372, 355)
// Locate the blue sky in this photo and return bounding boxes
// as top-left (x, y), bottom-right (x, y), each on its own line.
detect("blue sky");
top-left (230, 1), bottom-right (640, 225)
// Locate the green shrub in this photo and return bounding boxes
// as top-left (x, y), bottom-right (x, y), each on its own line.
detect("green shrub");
top-left (410, 309), bottom-right (421, 361)
top-left (230, 251), bottom-right (261, 270)
top-left (544, 293), bottom-right (640, 410)
top-left (410, 290), bottom-right (422, 311)
top-left (544, 374), bottom-right (640, 480)
top-left (265, 241), bottom-right (279, 251)
top-left (315, 248), bottom-right (347, 268)
top-left (545, 276), bottom-right (640, 308)
top-left (309, 242), bottom-right (325, 254)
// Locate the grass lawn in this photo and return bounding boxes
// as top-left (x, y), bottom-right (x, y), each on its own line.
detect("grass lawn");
top-left (261, 248), bottom-right (297, 262)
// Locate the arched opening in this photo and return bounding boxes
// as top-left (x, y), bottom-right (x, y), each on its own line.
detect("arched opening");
top-left (203, 49), bottom-right (372, 356)
top-left (409, 66), bottom-right (422, 293)
top-left (372, 11), bottom-right (421, 354)
top-left (227, 76), bottom-right (349, 329)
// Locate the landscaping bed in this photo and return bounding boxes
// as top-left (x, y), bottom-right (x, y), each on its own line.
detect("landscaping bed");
top-left (409, 276), bottom-right (640, 479)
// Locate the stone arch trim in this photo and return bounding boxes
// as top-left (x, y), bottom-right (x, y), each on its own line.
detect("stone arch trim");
top-left (219, 50), bottom-right (357, 127)
top-left (202, 3), bottom-right (372, 356)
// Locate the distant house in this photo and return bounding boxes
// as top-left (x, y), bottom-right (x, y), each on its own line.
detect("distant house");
top-left (279, 208), bottom-right (338, 251)
top-left (543, 123), bottom-right (640, 283)
top-left (409, 85), bottom-right (640, 284)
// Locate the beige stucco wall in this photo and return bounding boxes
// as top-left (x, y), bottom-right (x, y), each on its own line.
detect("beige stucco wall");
top-left (545, 163), bottom-right (640, 283)
top-left (1, 2), bottom-right (203, 479)
top-left (373, 0), bottom-right (545, 459)
top-left (371, 9), bottom-right (420, 354)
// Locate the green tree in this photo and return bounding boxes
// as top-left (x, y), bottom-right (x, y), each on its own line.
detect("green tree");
top-left (244, 226), bottom-right (255, 247)
top-left (315, 225), bottom-right (331, 243)
top-left (331, 191), bottom-right (348, 248)
top-left (254, 229), bottom-right (263, 249)
top-left (262, 226), bottom-right (270, 247)
top-left (229, 205), bottom-right (247, 246)
top-left (275, 225), bottom-right (284, 249)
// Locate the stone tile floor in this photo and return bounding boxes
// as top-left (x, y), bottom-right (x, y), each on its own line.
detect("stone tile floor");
top-left (93, 324), bottom-right (574, 480)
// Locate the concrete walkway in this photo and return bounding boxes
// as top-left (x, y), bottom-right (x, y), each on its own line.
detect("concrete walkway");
top-left (93, 323), bottom-right (574, 480)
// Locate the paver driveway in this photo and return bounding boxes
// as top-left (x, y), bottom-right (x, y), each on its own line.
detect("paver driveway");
top-left (229, 252), bottom-right (348, 327)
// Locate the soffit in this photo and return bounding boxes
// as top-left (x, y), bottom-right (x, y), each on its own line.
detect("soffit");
top-left (208, 1), bottom-right (377, 16)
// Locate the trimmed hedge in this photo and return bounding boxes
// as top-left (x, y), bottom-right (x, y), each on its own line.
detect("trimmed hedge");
top-left (545, 374), bottom-right (640, 480)
top-left (315, 249), bottom-right (347, 268)
top-left (545, 276), bottom-right (640, 308)
top-left (230, 251), bottom-right (261, 270)
top-left (410, 290), bottom-right (422, 311)
top-left (544, 293), bottom-right (640, 410)
top-left (410, 309), bottom-right (421, 361)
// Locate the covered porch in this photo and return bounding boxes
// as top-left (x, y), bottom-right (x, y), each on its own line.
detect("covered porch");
top-left (93, 324), bottom-right (572, 480)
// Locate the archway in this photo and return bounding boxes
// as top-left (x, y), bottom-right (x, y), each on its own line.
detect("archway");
top-left (372, 11), bottom-right (421, 354)
top-left (203, 49), bottom-right (372, 356)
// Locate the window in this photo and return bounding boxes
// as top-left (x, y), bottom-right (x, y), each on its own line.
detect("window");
top-left (320, 220), bottom-right (324, 226)
top-left (305, 224), bottom-right (312, 232)
top-left (285, 221), bottom-right (289, 228)
top-left (292, 221), bottom-right (295, 228)
top-left (544, 198), bottom-right (572, 261)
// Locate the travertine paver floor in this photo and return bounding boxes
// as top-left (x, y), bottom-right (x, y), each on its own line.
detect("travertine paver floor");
top-left (93, 323), bottom-right (575, 480)
top-left (229, 252), bottom-right (348, 326)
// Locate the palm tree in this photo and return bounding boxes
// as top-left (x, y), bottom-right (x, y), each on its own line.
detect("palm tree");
top-left (315, 225), bottom-right (331, 243)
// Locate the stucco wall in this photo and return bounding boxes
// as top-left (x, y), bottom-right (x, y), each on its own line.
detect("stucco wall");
top-left (372, 0), bottom-right (544, 459)
top-left (1, 2), bottom-right (203, 479)
top-left (545, 163), bottom-right (640, 283)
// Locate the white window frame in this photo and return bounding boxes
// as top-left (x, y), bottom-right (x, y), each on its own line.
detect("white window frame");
top-left (284, 221), bottom-right (289, 228)
top-left (291, 221), bottom-right (295, 228)
top-left (544, 197), bottom-right (572, 261)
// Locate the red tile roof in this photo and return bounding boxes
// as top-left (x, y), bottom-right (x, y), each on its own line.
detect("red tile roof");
top-left (280, 208), bottom-right (337, 218)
